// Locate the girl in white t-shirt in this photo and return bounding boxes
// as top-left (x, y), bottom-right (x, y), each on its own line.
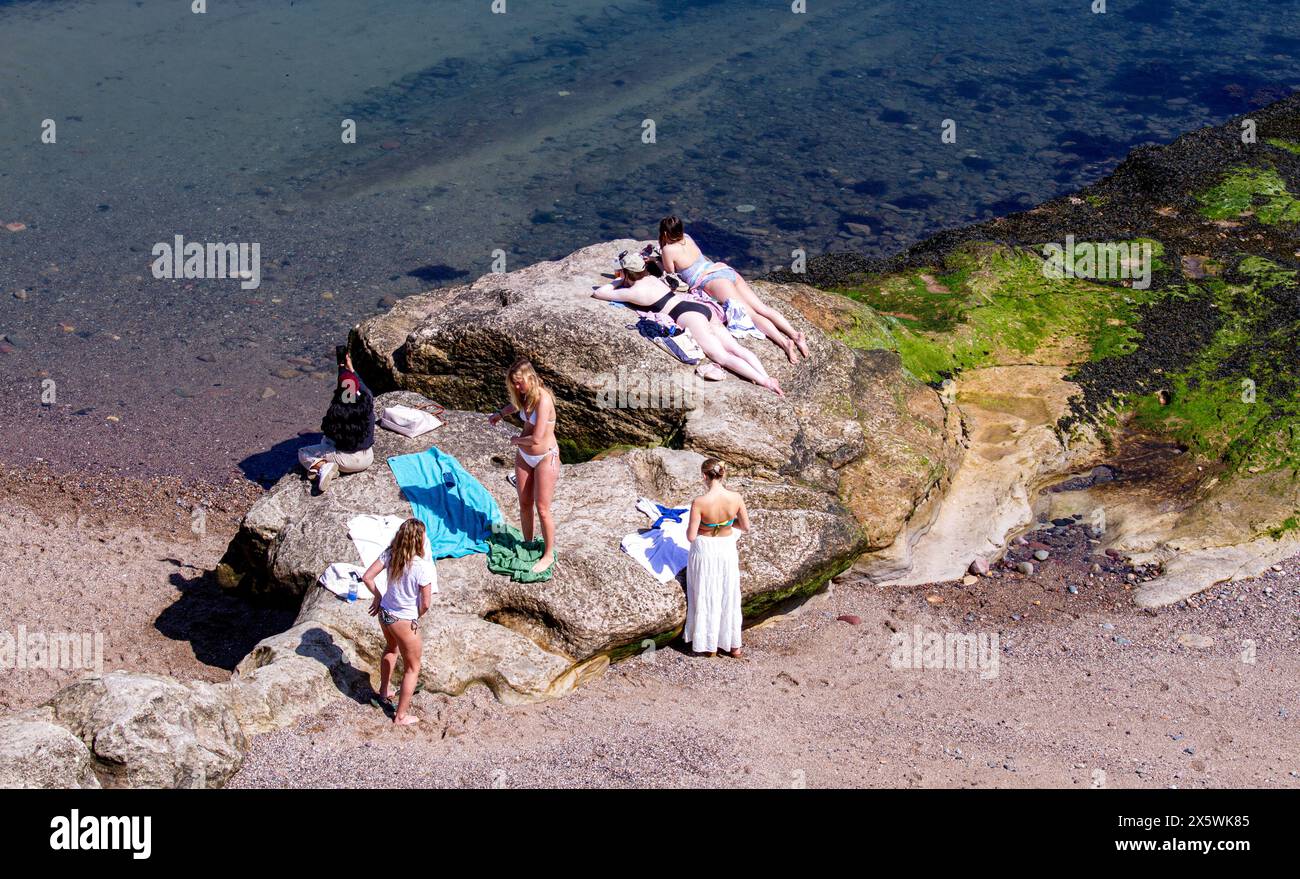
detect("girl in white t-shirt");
top-left (361, 518), bottom-right (436, 726)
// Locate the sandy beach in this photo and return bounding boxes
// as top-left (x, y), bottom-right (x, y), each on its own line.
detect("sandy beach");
top-left (5, 472), bottom-right (1295, 788)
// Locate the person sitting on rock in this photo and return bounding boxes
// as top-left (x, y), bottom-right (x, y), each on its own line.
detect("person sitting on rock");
top-left (657, 215), bottom-right (810, 363)
top-left (362, 518), bottom-right (434, 726)
top-left (297, 345), bottom-right (375, 492)
top-left (684, 457), bottom-right (747, 658)
top-left (489, 358), bottom-right (561, 574)
top-left (593, 250), bottom-right (783, 395)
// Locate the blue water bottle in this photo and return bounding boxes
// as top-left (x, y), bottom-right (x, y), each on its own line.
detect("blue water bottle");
top-left (347, 572), bottom-right (359, 603)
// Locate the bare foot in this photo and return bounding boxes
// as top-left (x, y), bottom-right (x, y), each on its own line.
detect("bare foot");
top-left (393, 715), bottom-right (421, 727)
top-left (530, 553), bottom-right (554, 574)
top-left (780, 337), bottom-right (799, 364)
top-left (764, 377), bottom-right (784, 397)
top-left (725, 648), bottom-right (744, 658)
top-left (795, 332), bottom-right (810, 359)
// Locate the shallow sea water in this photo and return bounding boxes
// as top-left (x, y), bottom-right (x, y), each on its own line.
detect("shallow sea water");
top-left (0, 0), bottom-right (1297, 478)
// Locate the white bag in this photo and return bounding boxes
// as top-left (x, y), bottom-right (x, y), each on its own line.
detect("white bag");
top-left (380, 404), bottom-right (442, 437)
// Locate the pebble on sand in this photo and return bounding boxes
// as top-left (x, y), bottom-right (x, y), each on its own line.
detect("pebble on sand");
top-left (260, 387), bottom-right (277, 400)
top-left (836, 614), bottom-right (861, 625)
top-left (12, 289), bottom-right (28, 300)
top-left (1016, 561), bottom-right (1034, 576)
top-left (1176, 633), bottom-right (1214, 649)
top-left (4, 222), bottom-right (27, 232)
top-left (1033, 549), bottom-right (1049, 561)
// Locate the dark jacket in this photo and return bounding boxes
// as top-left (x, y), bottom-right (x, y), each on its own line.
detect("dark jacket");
top-left (321, 368), bottom-right (375, 453)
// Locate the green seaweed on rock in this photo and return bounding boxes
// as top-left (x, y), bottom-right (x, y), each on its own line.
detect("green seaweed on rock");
top-left (1196, 166), bottom-right (1300, 225)
top-left (830, 241), bottom-right (1164, 384)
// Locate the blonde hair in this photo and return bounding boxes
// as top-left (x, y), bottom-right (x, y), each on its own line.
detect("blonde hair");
top-left (702, 457), bottom-right (726, 482)
top-left (387, 518), bottom-right (426, 582)
top-left (506, 357), bottom-right (550, 420)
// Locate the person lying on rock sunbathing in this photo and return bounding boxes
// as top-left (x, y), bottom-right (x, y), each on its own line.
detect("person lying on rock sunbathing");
top-left (361, 518), bottom-right (435, 726)
top-left (657, 215), bottom-right (810, 363)
top-left (489, 358), bottom-right (560, 573)
top-left (592, 250), bottom-right (783, 395)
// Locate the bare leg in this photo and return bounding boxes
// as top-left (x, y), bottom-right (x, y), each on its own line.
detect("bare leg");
top-left (716, 326), bottom-right (771, 382)
top-left (379, 624), bottom-right (399, 702)
top-left (393, 623), bottom-right (421, 726)
top-left (681, 313), bottom-right (782, 395)
top-left (707, 278), bottom-right (797, 362)
top-left (734, 276), bottom-right (809, 358)
top-left (530, 451), bottom-right (559, 572)
top-left (514, 453), bottom-right (536, 541)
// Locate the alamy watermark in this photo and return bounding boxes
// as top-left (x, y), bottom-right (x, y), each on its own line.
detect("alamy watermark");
top-left (1042, 235), bottom-right (1152, 289)
top-left (889, 625), bottom-right (1000, 680)
top-left (151, 234), bottom-right (261, 290)
top-left (594, 366), bottom-right (704, 410)
top-left (0, 626), bottom-right (104, 675)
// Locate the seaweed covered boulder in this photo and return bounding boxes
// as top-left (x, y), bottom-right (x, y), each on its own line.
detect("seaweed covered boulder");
top-left (782, 92), bottom-right (1300, 602)
top-left (221, 390), bottom-right (882, 718)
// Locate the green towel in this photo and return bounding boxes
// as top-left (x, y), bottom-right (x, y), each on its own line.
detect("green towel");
top-left (486, 525), bottom-right (555, 583)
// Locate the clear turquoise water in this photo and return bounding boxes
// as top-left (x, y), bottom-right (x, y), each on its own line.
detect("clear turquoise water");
top-left (0, 0), bottom-right (1297, 477)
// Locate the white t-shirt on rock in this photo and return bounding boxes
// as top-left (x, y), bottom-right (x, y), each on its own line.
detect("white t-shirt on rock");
top-left (379, 549), bottom-right (437, 621)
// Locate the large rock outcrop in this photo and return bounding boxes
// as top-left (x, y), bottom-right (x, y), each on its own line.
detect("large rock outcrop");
top-left (217, 241), bottom-right (961, 720)
top-left (221, 393), bottom-right (880, 722)
top-left (350, 239), bottom-right (962, 548)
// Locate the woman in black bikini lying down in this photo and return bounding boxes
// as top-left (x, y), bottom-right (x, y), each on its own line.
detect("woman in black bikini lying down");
top-left (592, 251), bottom-right (783, 395)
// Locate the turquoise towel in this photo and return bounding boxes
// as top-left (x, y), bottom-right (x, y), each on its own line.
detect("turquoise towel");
top-left (387, 447), bottom-right (502, 559)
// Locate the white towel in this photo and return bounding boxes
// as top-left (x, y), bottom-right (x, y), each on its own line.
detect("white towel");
top-left (720, 298), bottom-right (767, 339)
top-left (318, 562), bottom-right (375, 599)
top-left (380, 404), bottom-right (442, 437)
top-left (331, 514), bottom-right (433, 594)
top-left (621, 497), bottom-right (691, 584)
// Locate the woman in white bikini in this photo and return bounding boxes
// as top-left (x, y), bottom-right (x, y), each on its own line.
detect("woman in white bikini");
top-left (488, 358), bottom-right (559, 573)
top-left (658, 216), bottom-right (810, 363)
top-left (685, 457), bottom-right (747, 658)
top-left (593, 250), bottom-right (783, 395)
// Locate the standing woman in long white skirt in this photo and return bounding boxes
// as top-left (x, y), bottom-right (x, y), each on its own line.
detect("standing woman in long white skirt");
top-left (684, 458), bottom-right (748, 657)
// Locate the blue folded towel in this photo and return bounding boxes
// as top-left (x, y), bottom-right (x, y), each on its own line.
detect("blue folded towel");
top-left (388, 447), bottom-right (503, 558)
